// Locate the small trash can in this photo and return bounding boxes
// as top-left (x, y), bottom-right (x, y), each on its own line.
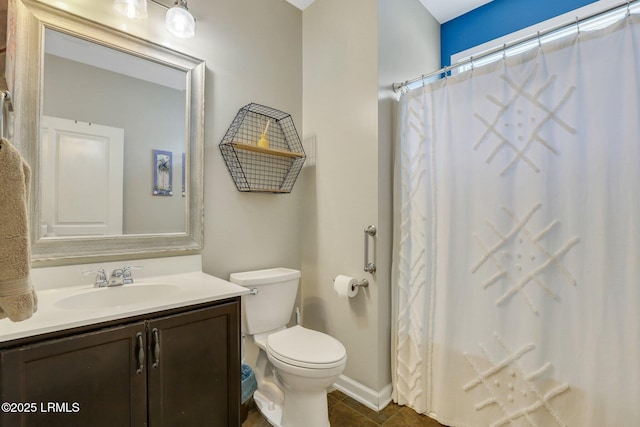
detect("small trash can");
top-left (241, 363), bottom-right (257, 423)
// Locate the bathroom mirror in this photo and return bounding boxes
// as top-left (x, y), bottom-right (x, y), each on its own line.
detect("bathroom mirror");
top-left (12, 0), bottom-right (205, 262)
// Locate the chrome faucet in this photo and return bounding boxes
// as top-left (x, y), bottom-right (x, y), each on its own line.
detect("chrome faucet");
top-left (110, 266), bottom-right (143, 286)
top-left (109, 268), bottom-right (126, 287)
top-left (84, 266), bottom-right (143, 287)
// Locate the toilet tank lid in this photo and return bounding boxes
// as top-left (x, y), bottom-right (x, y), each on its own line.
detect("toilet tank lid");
top-left (230, 268), bottom-right (301, 286)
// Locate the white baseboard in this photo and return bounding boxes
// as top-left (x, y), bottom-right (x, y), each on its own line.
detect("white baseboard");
top-left (332, 375), bottom-right (392, 412)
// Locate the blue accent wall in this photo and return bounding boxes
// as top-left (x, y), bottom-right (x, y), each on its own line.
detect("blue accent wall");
top-left (440, 0), bottom-right (597, 67)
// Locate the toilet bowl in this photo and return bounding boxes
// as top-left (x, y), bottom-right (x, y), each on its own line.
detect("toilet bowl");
top-left (230, 268), bottom-right (347, 427)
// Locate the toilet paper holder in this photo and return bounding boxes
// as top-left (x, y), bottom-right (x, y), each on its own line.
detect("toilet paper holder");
top-left (331, 277), bottom-right (369, 291)
top-left (354, 279), bottom-right (369, 289)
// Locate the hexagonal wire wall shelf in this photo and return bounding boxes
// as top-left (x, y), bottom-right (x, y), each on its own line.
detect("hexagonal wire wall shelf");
top-left (220, 103), bottom-right (305, 193)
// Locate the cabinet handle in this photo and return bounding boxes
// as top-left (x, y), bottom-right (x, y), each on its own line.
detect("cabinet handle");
top-left (152, 328), bottom-right (160, 369)
top-left (135, 332), bottom-right (144, 375)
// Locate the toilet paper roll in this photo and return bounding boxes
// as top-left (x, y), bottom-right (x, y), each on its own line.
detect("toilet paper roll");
top-left (334, 275), bottom-right (358, 298)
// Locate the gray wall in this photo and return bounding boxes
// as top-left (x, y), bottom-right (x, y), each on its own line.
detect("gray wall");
top-left (301, 0), bottom-right (440, 397)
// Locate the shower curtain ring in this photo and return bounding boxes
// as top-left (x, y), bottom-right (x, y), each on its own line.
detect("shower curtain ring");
top-left (575, 16), bottom-right (580, 34)
top-left (627, 0), bottom-right (631, 16)
top-left (537, 31), bottom-right (542, 48)
top-left (502, 44), bottom-right (507, 60)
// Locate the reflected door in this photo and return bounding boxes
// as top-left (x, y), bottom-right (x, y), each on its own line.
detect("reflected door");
top-left (41, 116), bottom-right (124, 237)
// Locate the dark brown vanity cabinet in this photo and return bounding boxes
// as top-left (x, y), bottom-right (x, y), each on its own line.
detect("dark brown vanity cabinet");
top-left (0, 299), bottom-right (241, 427)
top-left (0, 322), bottom-right (148, 427)
top-left (146, 302), bottom-right (240, 426)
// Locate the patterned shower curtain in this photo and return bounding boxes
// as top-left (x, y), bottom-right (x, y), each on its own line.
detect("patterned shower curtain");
top-left (392, 14), bottom-right (640, 427)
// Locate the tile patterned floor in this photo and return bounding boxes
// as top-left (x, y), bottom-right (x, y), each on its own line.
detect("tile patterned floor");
top-left (242, 390), bottom-right (446, 427)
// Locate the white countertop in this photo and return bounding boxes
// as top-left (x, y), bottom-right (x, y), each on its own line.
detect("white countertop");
top-left (0, 271), bottom-right (249, 344)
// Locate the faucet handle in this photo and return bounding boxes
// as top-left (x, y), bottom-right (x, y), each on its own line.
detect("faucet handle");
top-left (122, 266), bottom-right (143, 284)
top-left (83, 268), bottom-right (108, 288)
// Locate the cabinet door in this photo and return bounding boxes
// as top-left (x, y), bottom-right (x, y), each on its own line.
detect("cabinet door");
top-left (147, 301), bottom-right (241, 427)
top-left (0, 322), bottom-right (147, 427)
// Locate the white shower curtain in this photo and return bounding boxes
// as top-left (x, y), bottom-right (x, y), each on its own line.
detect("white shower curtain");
top-left (392, 14), bottom-right (640, 427)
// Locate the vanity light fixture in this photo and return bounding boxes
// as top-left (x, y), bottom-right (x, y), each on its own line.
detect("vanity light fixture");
top-left (113, 0), bottom-right (148, 19)
top-left (165, 0), bottom-right (196, 38)
top-left (114, 0), bottom-right (196, 38)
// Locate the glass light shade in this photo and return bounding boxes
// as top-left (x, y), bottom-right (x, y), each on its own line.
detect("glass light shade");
top-left (165, 4), bottom-right (195, 38)
top-left (113, 0), bottom-right (148, 19)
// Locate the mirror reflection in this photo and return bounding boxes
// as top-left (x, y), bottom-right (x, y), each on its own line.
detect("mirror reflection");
top-left (41, 28), bottom-right (187, 238)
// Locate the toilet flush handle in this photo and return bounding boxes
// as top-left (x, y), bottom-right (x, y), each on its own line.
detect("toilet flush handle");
top-left (249, 288), bottom-right (259, 295)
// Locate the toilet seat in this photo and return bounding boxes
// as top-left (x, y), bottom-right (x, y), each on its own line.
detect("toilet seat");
top-left (266, 325), bottom-right (346, 369)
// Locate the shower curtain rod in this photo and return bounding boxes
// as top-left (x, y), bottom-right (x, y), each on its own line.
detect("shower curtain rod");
top-left (392, 0), bottom-right (638, 93)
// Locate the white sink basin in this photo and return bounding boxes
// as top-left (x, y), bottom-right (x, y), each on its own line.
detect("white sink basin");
top-left (55, 284), bottom-right (181, 310)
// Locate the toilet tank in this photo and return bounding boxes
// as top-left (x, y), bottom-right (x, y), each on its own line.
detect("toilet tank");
top-left (230, 268), bottom-right (301, 335)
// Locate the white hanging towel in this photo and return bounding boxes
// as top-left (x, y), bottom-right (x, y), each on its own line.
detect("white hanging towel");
top-left (0, 138), bottom-right (37, 322)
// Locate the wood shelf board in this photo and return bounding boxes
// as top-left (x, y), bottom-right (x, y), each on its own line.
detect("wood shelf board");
top-left (241, 188), bottom-right (291, 193)
top-left (230, 142), bottom-right (305, 158)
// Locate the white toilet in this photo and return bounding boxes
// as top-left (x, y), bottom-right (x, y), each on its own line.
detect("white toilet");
top-left (230, 268), bottom-right (346, 427)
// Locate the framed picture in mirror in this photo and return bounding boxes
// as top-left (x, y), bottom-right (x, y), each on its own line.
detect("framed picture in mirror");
top-left (153, 149), bottom-right (173, 196)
